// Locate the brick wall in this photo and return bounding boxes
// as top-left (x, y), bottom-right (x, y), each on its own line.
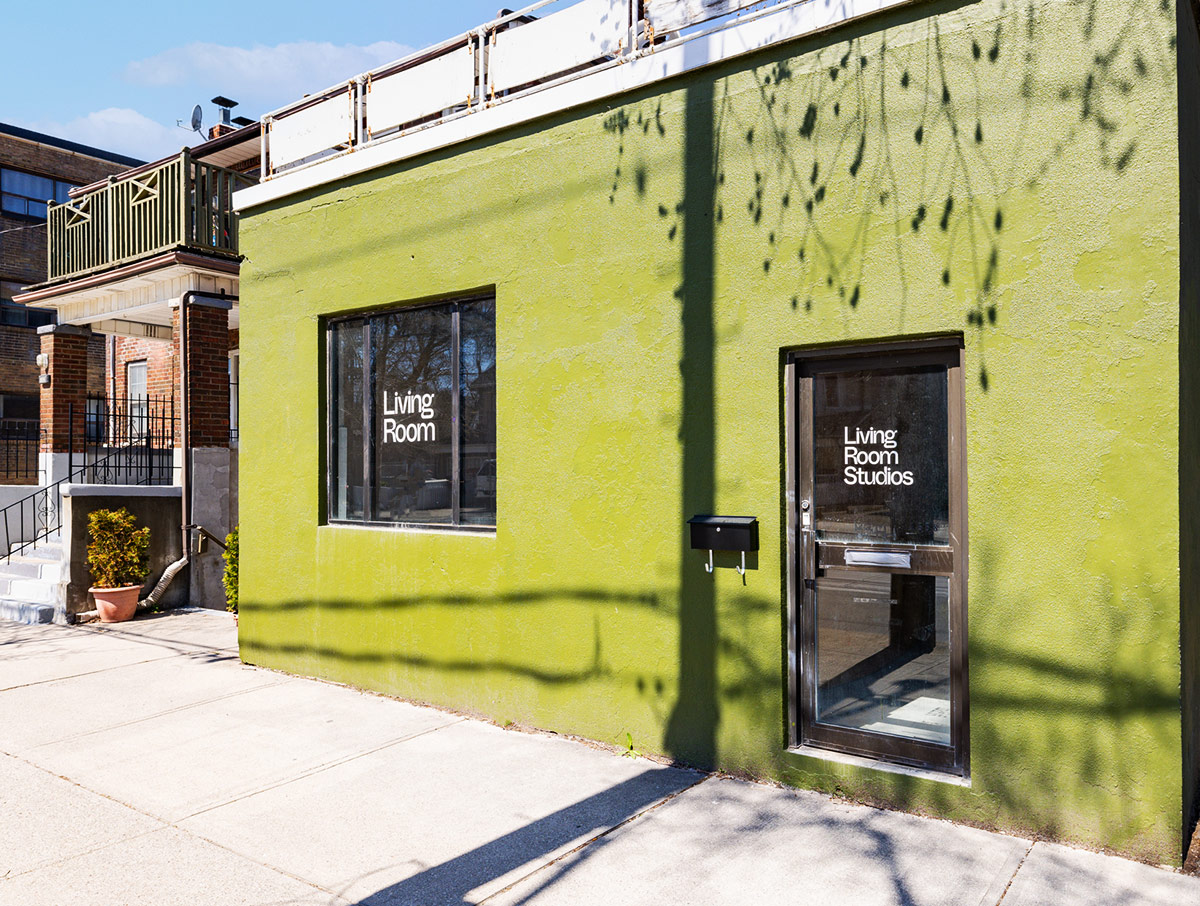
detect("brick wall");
top-left (38, 326), bottom-right (89, 452)
top-left (0, 131), bottom-right (135, 288)
top-left (1, 129), bottom-right (136, 420)
top-left (87, 334), bottom-right (105, 395)
top-left (172, 304), bottom-right (230, 448)
top-left (0, 325), bottom-right (38, 396)
top-left (108, 336), bottom-right (176, 399)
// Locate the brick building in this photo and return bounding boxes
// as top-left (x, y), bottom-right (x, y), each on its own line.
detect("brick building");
top-left (0, 125), bottom-right (139, 481)
top-left (14, 119), bottom-right (260, 609)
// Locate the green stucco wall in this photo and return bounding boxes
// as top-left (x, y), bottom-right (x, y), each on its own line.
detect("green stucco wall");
top-left (238, 0), bottom-right (1186, 863)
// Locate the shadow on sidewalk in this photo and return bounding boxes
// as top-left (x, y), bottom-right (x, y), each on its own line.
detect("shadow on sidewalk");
top-left (346, 768), bottom-right (702, 905)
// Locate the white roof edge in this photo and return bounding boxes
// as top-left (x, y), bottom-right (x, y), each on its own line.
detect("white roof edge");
top-left (234, 0), bottom-right (917, 213)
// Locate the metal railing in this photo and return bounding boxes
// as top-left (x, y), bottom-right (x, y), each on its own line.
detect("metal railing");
top-left (77, 393), bottom-right (177, 484)
top-left (261, 0), bottom-right (871, 176)
top-left (46, 150), bottom-right (254, 282)
top-left (0, 396), bottom-right (178, 565)
top-left (0, 420), bottom-right (40, 485)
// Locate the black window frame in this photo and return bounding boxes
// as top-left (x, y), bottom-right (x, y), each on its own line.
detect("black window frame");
top-left (324, 294), bottom-right (496, 532)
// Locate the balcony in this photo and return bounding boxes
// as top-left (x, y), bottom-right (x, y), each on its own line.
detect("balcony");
top-left (46, 150), bottom-right (252, 283)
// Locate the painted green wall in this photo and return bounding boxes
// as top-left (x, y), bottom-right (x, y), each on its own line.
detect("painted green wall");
top-left (238, 0), bottom-right (1186, 863)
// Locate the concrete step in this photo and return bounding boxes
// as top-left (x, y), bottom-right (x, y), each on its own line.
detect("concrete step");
top-left (0, 597), bottom-right (54, 625)
top-left (0, 558), bottom-right (65, 582)
top-left (6, 540), bottom-right (63, 559)
top-left (0, 576), bottom-right (57, 605)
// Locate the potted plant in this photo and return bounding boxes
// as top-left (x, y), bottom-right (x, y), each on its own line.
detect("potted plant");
top-left (86, 507), bottom-right (150, 623)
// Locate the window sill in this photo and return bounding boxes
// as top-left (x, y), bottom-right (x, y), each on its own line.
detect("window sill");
top-left (323, 521), bottom-right (496, 538)
top-left (787, 745), bottom-right (971, 787)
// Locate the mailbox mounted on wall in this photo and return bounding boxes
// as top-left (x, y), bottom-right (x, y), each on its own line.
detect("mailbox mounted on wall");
top-left (688, 515), bottom-right (759, 575)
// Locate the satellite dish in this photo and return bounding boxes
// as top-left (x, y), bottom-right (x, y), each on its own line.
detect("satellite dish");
top-left (189, 104), bottom-right (203, 134)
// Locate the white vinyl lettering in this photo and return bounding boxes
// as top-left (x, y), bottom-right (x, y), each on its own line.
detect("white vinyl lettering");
top-left (842, 426), bottom-right (914, 486)
top-left (382, 390), bottom-right (437, 443)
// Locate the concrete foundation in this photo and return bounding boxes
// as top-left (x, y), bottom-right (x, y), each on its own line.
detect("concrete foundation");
top-left (188, 447), bottom-right (233, 610)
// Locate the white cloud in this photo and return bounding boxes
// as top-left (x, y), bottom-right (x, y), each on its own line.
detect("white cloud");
top-left (15, 108), bottom-right (195, 164)
top-left (124, 40), bottom-right (415, 113)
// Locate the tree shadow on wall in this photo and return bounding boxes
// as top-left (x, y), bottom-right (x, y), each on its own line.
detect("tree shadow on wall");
top-left (603, 0), bottom-right (1175, 392)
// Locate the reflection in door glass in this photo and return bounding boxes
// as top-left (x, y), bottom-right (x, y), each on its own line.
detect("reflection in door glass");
top-left (815, 568), bottom-right (950, 745)
top-left (813, 366), bottom-right (948, 545)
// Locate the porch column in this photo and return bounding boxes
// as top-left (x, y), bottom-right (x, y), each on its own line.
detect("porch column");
top-left (37, 323), bottom-right (91, 483)
top-left (172, 300), bottom-right (230, 448)
top-left (171, 294), bottom-right (232, 610)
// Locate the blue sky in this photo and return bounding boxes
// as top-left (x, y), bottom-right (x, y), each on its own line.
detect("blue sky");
top-left (3, 1), bottom-right (506, 161)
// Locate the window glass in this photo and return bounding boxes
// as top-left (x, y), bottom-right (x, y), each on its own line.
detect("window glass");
top-left (812, 365), bottom-right (949, 545)
top-left (372, 307), bottom-right (453, 524)
top-left (331, 319), bottom-right (366, 521)
top-left (815, 568), bottom-right (951, 744)
top-left (327, 297), bottom-right (495, 529)
top-left (460, 299), bottom-right (497, 525)
top-left (1, 169), bottom-right (77, 221)
top-left (3, 170), bottom-right (48, 198)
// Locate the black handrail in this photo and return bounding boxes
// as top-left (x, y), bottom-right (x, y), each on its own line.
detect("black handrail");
top-left (0, 447), bottom-right (130, 564)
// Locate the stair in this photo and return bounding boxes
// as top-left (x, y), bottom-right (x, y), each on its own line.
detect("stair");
top-left (0, 534), bottom-right (65, 624)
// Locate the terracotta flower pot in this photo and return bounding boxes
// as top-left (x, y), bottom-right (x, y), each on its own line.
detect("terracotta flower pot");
top-left (89, 585), bottom-right (141, 623)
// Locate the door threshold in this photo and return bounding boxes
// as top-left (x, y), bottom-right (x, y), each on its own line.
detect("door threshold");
top-left (788, 744), bottom-right (972, 787)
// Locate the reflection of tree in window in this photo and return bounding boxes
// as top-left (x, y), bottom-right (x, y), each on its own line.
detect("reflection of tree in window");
top-left (331, 320), bottom-right (365, 520)
top-left (373, 308), bottom-right (453, 524)
top-left (328, 298), bottom-right (495, 528)
top-left (460, 299), bottom-right (496, 525)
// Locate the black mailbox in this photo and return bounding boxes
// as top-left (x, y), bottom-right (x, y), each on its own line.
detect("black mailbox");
top-left (688, 515), bottom-right (759, 553)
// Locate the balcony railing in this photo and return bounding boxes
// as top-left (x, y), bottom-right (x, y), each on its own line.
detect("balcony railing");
top-left (259, 0), bottom-right (910, 179)
top-left (46, 150), bottom-right (254, 282)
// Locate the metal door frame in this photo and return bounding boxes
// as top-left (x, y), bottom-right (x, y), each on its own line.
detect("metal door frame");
top-left (785, 335), bottom-right (969, 776)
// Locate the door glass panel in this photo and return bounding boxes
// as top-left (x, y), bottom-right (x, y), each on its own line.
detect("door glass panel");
top-left (812, 365), bottom-right (948, 545)
top-left (815, 568), bottom-right (950, 744)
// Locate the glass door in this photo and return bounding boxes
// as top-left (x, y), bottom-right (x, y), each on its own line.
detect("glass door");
top-left (790, 340), bottom-right (967, 774)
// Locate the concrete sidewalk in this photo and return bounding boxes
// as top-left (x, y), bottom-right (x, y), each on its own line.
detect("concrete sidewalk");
top-left (1, 610), bottom-right (1196, 906)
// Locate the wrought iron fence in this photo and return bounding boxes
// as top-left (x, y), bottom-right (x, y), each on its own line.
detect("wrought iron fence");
top-left (0, 419), bottom-right (40, 485)
top-left (73, 393), bottom-right (177, 484)
top-left (0, 395), bottom-right (177, 563)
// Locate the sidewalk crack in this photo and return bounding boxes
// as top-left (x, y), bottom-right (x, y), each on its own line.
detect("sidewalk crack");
top-left (989, 840), bottom-right (1036, 906)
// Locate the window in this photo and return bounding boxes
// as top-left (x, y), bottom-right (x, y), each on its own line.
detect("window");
top-left (229, 351), bottom-right (239, 445)
top-left (1, 168), bottom-right (75, 220)
top-left (0, 393), bottom-right (38, 422)
top-left (788, 338), bottom-right (967, 776)
top-left (327, 296), bottom-right (496, 529)
top-left (0, 301), bottom-right (53, 328)
top-left (126, 361), bottom-right (148, 440)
